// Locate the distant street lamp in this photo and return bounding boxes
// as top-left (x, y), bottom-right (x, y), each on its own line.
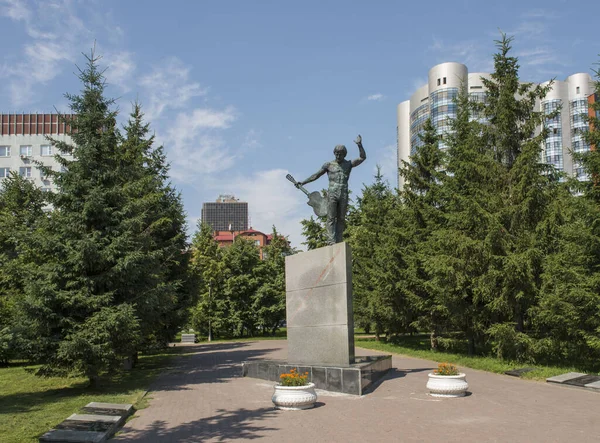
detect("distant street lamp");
top-left (208, 281), bottom-right (213, 342)
top-left (229, 223), bottom-right (235, 243)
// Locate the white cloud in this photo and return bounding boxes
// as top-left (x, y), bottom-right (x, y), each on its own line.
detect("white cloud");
top-left (373, 144), bottom-right (398, 188)
top-left (427, 36), bottom-right (493, 73)
top-left (520, 10), bottom-right (558, 20)
top-left (0, 0), bottom-right (92, 107)
top-left (104, 51), bottom-right (136, 92)
top-left (227, 169), bottom-right (308, 249)
top-left (1, 0), bottom-right (30, 22)
top-left (158, 106), bottom-right (238, 182)
top-left (506, 21), bottom-right (546, 38)
top-left (241, 129), bottom-right (262, 151)
top-left (366, 93), bottom-right (385, 101)
top-left (515, 47), bottom-right (562, 67)
top-left (139, 57), bottom-right (208, 121)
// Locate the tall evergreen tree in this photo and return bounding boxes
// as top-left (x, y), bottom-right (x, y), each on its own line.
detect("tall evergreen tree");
top-left (399, 118), bottom-right (447, 349)
top-left (530, 58), bottom-right (600, 366)
top-left (116, 103), bottom-right (190, 348)
top-left (346, 168), bottom-right (400, 338)
top-left (424, 82), bottom-right (503, 355)
top-left (221, 238), bottom-right (261, 336)
top-left (253, 227), bottom-right (294, 335)
top-left (0, 174), bottom-right (47, 364)
top-left (18, 50), bottom-right (187, 383)
top-left (573, 58), bottom-right (600, 201)
top-left (189, 222), bottom-right (226, 339)
top-left (479, 34), bottom-right (558, 357)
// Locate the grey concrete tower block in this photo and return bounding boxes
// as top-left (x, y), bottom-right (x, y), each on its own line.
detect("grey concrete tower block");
top-left (285, 242), bottom-right (355, 366)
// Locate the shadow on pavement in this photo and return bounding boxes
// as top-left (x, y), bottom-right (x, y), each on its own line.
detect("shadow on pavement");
top-left (381, 367), bottom-right (435, 382)
top-left (175, 342), bottom-right (251, 353)
top-left (117, 407), bottom-right (279, 441)
top-left (150, 342), bottom-right (283, 392)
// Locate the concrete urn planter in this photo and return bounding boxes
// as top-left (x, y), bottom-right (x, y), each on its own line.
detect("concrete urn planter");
top-left (427, 373), bottom-right (469, 397)
top-left (272, 383), bottom-right (317, 410)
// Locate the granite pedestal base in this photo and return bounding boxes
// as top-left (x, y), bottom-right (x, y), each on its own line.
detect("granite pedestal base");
top-left (242, 355), bottom-right (392, 395)
top-left (285, 242), bottom-right (355, 366)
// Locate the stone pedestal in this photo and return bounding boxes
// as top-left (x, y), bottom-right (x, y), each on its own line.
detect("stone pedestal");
top-left (285, 242), bottom-right (354, 366)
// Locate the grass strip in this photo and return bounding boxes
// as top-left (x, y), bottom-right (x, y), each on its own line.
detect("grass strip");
top-left (355, 337), bottom-right (587, 381)
top-left (0, 346), bottom-right (185, 442)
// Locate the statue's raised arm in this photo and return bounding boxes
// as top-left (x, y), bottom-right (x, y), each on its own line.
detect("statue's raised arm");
top-left (351, 134), bottom-right (366, 167)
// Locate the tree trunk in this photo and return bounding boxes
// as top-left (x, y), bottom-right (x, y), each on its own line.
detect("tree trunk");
top-left (430, 330), bottom-right (439, 351)
top-left (89, 374), bottom-right (100, 389)
top-left (467, 336), bottom-right (475, 356)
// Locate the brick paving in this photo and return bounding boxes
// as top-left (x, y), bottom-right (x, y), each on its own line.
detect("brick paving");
top-left (113, 340), bottom-right (599, 443)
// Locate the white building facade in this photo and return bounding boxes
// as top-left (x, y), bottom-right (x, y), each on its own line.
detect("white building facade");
top-left (0, 114), bottom-right (74, 192)
top-left (397, 62), bottom-right (593, 188)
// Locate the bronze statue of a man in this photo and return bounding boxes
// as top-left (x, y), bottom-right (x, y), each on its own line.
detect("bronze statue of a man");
top-left (297, 135), bottom-right (366, 245)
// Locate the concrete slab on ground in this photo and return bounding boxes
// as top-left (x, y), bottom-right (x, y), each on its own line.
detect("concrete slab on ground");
top-left (545, 372), bottom-right (586, 383)
top-left (39, 429), bottom-right (107, 443)
top-left (40, 402), bottom-right (132, 443)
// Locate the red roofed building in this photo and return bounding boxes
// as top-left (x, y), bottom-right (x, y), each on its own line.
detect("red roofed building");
top-left (213, 227), bottom-right (269, 259)
top-left (213, 228), bottom-right (288, 260)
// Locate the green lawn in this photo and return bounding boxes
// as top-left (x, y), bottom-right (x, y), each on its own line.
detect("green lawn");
top-left (0, 346), bottom-right (185, 443)
top-left (355, 335), bottom-right (591, 381)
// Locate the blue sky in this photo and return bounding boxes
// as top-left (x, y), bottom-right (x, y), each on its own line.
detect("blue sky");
top-left (1, 0), bottom-right (598, 248)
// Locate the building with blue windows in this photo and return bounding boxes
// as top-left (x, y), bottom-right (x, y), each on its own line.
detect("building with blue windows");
top-left (397, 62), bottom-right (593, 189)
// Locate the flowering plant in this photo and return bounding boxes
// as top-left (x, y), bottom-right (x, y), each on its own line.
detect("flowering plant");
top-left (434, 362), bottom-right (459, 376)
top-left (279, 368), bottom-right (310, 386)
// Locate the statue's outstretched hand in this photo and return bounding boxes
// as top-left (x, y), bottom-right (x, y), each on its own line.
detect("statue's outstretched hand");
top-left (354, 134), bottom-right (362, 145)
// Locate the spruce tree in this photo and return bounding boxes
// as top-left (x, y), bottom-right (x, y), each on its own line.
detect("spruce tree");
top-left (116, 103), bottom-right (190, 348)
top-left (530, 59), bottom-right (600, 366)
top-left (221, 237), bottom-right (261, 337)
top-left (189, 222), bottom-right (226, 339)
top-left (425, 82), bottom-right (503, 355)
top-left (17, 50), bottom-right (187, 383)
top-left (399, 118), bottom-right (447, 349)
top-left (480, 34), bottom-right (558, 357)
top-left (346, 168), bottom-right (400, 338)
top-left (300, 215), bottom-right (328, 250)
top-left (253, 227), bottom-right (294, 335)
top-left (0, 174), bottom-right (47, 363)
top-left (573, 59), bottom-right (600, 201)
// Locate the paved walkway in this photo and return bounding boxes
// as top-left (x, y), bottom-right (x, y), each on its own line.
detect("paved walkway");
top-left (113, 340), bottom-right (599, 442)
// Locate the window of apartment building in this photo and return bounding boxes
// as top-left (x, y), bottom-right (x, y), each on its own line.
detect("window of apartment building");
top-left (0, 146), bottom-right (10, 157)
top-left (443, 77), bottom-right (447, 84)
top-left (576, 86), bottom-right (580, 94)
top-left (0, 167), bottom-right (10, 178)
top-left (20, 145), bottom-right (32, 157)
top-left (19, 167), bottom-right (32, 178)
top-left (437, 78), bottom-right (441, 86)
top-left (41, 145), bottom-right (53, 156)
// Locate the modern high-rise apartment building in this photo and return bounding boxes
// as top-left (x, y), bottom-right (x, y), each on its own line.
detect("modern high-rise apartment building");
top-left (397, 62), bottom-right (594, 188)
top-left (0, 113), bottom-right (75, 191)
top-left (201, 194), bottom-right (249, 232)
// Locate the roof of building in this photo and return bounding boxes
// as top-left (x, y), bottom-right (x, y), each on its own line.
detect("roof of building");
top-left (214, 234), bottom-right (234, 241)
